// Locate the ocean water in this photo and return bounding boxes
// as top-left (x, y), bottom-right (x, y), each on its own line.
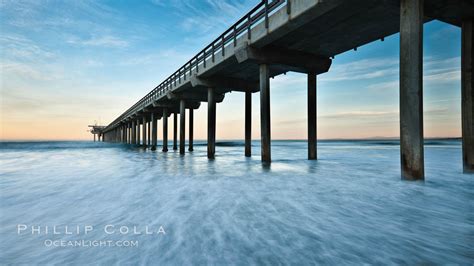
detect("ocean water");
top-left (0, 140), bottom-right (472, 264)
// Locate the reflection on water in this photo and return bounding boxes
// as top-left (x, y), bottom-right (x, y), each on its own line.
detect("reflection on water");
top-left (0, 140), bottom-right (472, 264)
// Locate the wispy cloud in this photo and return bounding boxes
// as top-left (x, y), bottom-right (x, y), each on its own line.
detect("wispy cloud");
top-left (1, 61), bottom-right (64, 81)
top-left (151, 0), bottom-right (254, 34)
top-left (321, 58), bottom-right (399, 82)
top-left (0, 34), bottom-right (55, 61)
top-left (366, 56), bottom-right (461, 91)
top-left (67, 35), bottom-right (129, 48)
top-left (320, 110), bottom-right (399, 119)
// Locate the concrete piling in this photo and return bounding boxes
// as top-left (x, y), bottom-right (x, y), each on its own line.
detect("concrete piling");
top-left (151, 113), bottom-right (157, 151)
top-left (163, 108), bottom-right (169, 152)
top-left (142, 116), bottom-right (147, 148)
top-left (180, 99), bottom-right (186, 155)
top-left (147, 120), bottom-right (151, 146)
top-left (189, 108), bottom-right (194, 152)
top-left (462, 19), bottom-right (474, 173)
top-left (260, 64), bottom-right (271, 163)
top-left (131, 120), bottom-right (136, 145)
top-left (208, 87), bottom-right (216, 159)
top-left (308, 72), bottom-right (317, 160)
top-left (173, 113), bottom-right (178, 150)
top-left (399, 0), bottom-right (424, 180)
top-left (136, 119), bottom-right (141, 145)
top-left (123, 126), bottom-right (126, 143)
top-left (245, 91), bottom-right (252, 157)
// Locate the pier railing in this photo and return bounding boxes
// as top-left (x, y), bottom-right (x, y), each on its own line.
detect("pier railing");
top-left (105, 0), bottom-right (287, 130)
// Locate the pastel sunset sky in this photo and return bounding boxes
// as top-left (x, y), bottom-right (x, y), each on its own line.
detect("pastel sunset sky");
top-left (0, 0), bottom-right (463, 140)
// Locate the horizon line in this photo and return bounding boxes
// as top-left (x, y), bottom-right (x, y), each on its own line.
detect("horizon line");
top-left (0, 137), bottom-right (462, 142)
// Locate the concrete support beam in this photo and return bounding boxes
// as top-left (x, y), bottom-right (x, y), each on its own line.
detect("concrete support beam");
top-left (152, 101), bottom-right (200, 111)
top-left (163, 108), bottom-right (169, 152)
top-left (131, 120), bottom-right (136, 144)
top-left (179, 100), bottom-right (186, 155)
top-left (462, 19), bottom-right (474, 173)
top-left (235, 45), bottom-right (332, 74)
top-left (151, 113), bottom-right (158, 151)
top-left (208, 88), bottom-right (216, 159)
top-left (173, 113), bottom-right (178, 150)
top-left (190, 75), bottom-right (259, 92)
top-left (142, 116), bottom-right (147, 148)
top-left (308, 73), bottom-right (317, 160)
top-left (400, 0), bottom-right (424, 180)
top-left (167, 91), bottom-right (224, 103)
top-left (152, 102), bottom-right (175, 108)
top-left (245, 91), bottom-right (252, 157)
top-left (93, 134), bottom-right (96, 142)
top-left (260, 64), bottom-right (271, 163)
top-left (189, 108), bottom-right (194, 152)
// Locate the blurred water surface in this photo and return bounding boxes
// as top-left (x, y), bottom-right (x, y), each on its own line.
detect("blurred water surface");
top-left (0, 140), bottom-right (472, 264)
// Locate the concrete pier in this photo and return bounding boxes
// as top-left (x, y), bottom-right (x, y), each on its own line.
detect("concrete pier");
top-left (142, 116), bottom-right (147, 148)
top-left (189, 108), bottom-right (194, 152)
top-left (245, 91), bottom-right (251, 157)
top-left (208, 88), bottom-right (216, 159)
top-left (163, 108), bottom-right (169, 152)
top-left (462, 19), bottom-right (474, 173)
top-left (98, 0), bottom-right (473, 178)
top-left (308, 73), bottom-right (317, 160)
top-left (151, 113), bottom-right (157, 151)
top-left (260, 64), bottom-right (271, 163)
top-left (180, 99), bottom-right (186, 155)
top-left (399, 0), bottom-right (424, 180)
top-left (173, 113), bottom-right (177, 150)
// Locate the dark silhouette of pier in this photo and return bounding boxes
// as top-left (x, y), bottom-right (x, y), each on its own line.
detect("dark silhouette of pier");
top-left (98, 0), bottom-right (474, 179)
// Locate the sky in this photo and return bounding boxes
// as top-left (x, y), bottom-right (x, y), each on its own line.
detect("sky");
top-left (0, 0), bottom-right (463, 140)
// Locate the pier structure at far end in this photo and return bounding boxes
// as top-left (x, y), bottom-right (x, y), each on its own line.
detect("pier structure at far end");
top-left (88, 125), bottom-right (106, 142)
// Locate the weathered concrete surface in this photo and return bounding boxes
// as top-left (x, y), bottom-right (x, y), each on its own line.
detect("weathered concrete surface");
top-left (162, 108), bottom-right (169, 152)
top-left (131, 120), bottom-right (136, 145)
top-left (147, 120), bottom-right (151, 146)
top-left (260, 64), bottom-right (271, 163)
top-left (142, 116), bottom-right (147, 148)
top-left (400, 0), bottom-right (424, 180)
top-left (462, 19), bottom-right (474, 173)
top-left (308, 73), bottom-right (317, 160)
top-left (136, 119), bottom-right (141, 145)
top-left (208, 88), bottom-right (216, 159)
top-left (173, 113), bottom-right (177, 150)
top-left (245, 91), bottom-right (252, 157)
top-left (151, 113), bottom-right (157, 151)
top-left (179, 100), bottom-right (186, 155)
top-left (189, 109), bottom-right (194, 152)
